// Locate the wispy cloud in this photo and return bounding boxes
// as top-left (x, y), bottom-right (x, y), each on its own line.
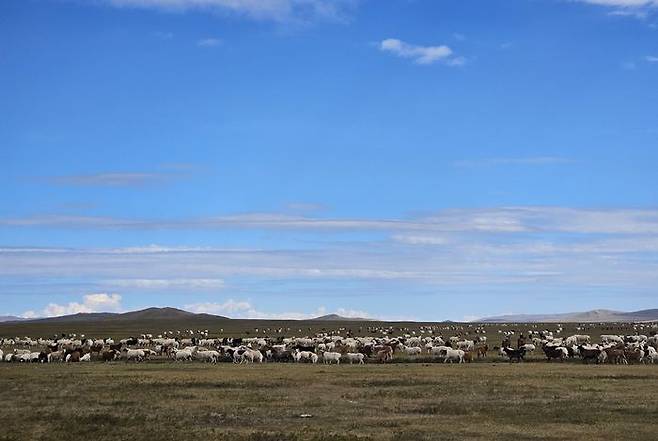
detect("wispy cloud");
top-left (572, 0), bottom-right (658, 19)
top-left (646, 55), bottom-right (658, 62)
top-left (576, 0), bottom-right (658, 7)
top-left (379, 38), bottom-right (464, 66)
top-left (48, 172), bottom-right (170, 187)
top-left (3, 207), bottom-right (658, 234)
top-left (44, 163), bottom-right (199, 187)
top-left (452, 156), bottom-right (572, 167)
top-left (108, 278), bottom-right (225, 290)
top-left (102, 0), bottom-right (359, 23)
top-left (197, 37), bottom-right (222, 47)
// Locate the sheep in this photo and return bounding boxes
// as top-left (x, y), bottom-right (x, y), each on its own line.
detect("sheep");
top-left (521, 344), bottom-right (536, 353)
top-left (123, 349), bottom-right (145, 362)
top-left (443, 348), bottom-right (465, 364)
top-left (65, 352), bottom-right (81, 363)
top-left (344, 353), bottom-right (365, 364)
top-left (321, 352), bottom-right (341, 365)
top-left (430, 346), bottom-right (451, 358)
top-left (195, 350), bottom-right (220, 363)
top-left (400, 345), bottom-right (422, 357)
top-left (457, 340), bottom-right (474, 351)
top-left (48, 351), bottom-right (65, 363)
top-left (80, 353), bottom-right (91, 362)
top-left (173, 349), bottom-right (193, 362)
top-left (601, 335), bottom-right (624, 344)
top-left (102, 350), bottom-right (119, 362)
top-left (375, 346), bottom-right (393, 363)
top-left (565, 335), bottom-right (590, 346)
top-left (293, 350), bottom-right (318, 364)
top-left (240, 348), bottom-right (264, 364)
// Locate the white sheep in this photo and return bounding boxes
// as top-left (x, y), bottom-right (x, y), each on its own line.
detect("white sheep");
top-left (443, 348), bottom-right (465, 364)
top-left (321, 352), bottom-right (341, 364)
top-left (344, 353), bottom-right (365, 364)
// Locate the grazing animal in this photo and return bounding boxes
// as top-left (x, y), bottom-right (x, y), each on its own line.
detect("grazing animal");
top-left (293, 350), bottom-right (318, 364)
top-left (66, 351), bottom-right (81, 363)
top-left (521, 344), bottom-right (536, 353)
top-left (457, 340), bottom-right (474, 351)
top-left (543, 345), bottom-right (568, 362)
top-left (240, 348), bottom-right (264, 364)
top-left (476, 345), bottom-right (489, 358)
top-left (502, 347), bottom-right (526, 363)
top-left (123, 349), bottom-right (145, 362)
top-left (344, 353), bottom-right (365, 365)
top-left (603, 348), bottom-right (627, 365)
top-left (578, 346), bottom-right (601, 364)
top-left (375, 346), bottom-right (393, 363)
top-left (195, 350), bottom-right (220, 363)
top-left (400, 345), bottom-right (422, 356)
top-left (625, 348), bottom-right (645, 364)
top-left (101, 350), bottom-right (119, 362)
top-left (430, 346), bottom-right (451, 358)
top-left (321, 351), bottom-right (341, 365)
top-left (443, 348), bottom-right (465, 364)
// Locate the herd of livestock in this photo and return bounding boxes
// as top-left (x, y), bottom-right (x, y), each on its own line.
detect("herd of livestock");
top-left (2, 323), bottom-right (658, 366)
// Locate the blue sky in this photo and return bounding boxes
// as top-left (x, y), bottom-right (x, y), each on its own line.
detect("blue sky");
top-left (1, 0), bottom-right (657, 321)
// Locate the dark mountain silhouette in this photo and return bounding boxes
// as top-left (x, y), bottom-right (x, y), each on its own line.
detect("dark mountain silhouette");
top-left (21, 307), bottom-right (228, 323)
top-left (311, 314), bottom-right (373, 321)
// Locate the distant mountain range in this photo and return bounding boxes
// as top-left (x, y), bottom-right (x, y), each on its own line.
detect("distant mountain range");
top-left (0, 308), bottom-right (374, 324)
top-left (479, 309), bottom-right (658, 323)
top-left (3, 307), bottom-right (656, 325)
top-left (11, 307), bottom-right (228, 324)
top-left (310, 314), bottom-right (374, 321)
top-left (0, 316), bottom-right (26, 323)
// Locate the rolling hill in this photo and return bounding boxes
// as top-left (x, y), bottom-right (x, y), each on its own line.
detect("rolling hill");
top-left (311, 314), bottom-right (373, 321)
top-left (0, 316), bottom-right (25, 323)
top-left (480, 308), bottom-right (658, 323)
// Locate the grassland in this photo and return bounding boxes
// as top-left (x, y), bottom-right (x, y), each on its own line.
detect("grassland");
top-left (1, 362), bottom-right (657, 441)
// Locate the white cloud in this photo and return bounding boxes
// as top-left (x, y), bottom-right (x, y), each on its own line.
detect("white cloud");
top-left (197, 37), bottom-right (222, 47)
top-left (379, 38), bottom-right (461, 66)
top-left (646, 55), bottom-right (658, 62)
top-left (108, 278), bottom-right (225, 289)
top-left (184, 300), bottom-right (372, 320)
top-left (576, 0), bottom-right (657, 6)
top-left (184, 299), bottom-right (253, 315)
top-left (102, 0), bottom-right (357, 23)
top-left (22, 293), bottom-right (122, 318)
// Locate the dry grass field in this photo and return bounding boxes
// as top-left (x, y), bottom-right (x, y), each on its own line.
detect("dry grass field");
top-left (1, 361), bottom-right (657, 441)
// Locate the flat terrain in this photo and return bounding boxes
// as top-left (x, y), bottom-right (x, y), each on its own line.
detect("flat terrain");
top-left (1, 362), bottom-right (657, 441)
